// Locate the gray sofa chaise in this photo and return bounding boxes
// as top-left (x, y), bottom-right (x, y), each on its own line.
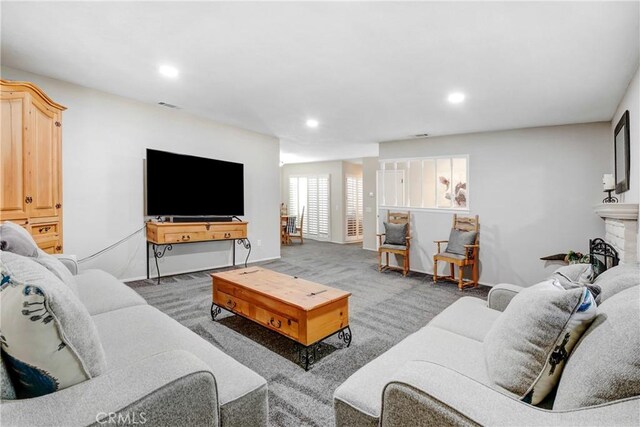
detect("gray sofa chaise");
top-left (1, 256), bottom-right (268, 427)
top-left (334, 264), bottom-right (640, 426)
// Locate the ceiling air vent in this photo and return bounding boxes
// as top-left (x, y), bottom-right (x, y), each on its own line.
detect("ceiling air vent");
top-left (158, 102), bottom-right (179, 109)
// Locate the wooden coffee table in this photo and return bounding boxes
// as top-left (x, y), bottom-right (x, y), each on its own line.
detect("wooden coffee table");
top-left (210, 267), bottom-right (352, 370)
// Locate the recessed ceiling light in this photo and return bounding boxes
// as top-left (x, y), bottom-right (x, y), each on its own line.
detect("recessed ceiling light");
top-left (306, 119), bottom-right (319, 128)
top-left (158, 65), bottom-right (179, 78)
top-left (448, 92), bottom-right (465, 104)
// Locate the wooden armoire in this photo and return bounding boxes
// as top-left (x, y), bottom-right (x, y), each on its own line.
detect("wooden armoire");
top-left (1, 79), bottom-right (66, 254)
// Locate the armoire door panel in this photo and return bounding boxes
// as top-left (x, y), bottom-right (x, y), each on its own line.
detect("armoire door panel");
top-left (0, 92), bottom-right (29, 220)
top-left (28, 96), bottom-right (59, 218)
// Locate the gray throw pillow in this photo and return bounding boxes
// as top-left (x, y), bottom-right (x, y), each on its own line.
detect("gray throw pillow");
top-left (554, 285), bottom-right (640, 409)
top-left (445, 229), bottom-right (477, 255)
top-left (384, 222), bottom-right (407, 246)
top-left (34, 249), bottom-right (79, 297)
top-left (484, 279), bottom-right (597, 405)
top-left (0, 251), bottom-right (107, 398)
top-left (551, 263), bottom-right (595, 289)
top-left (0, 221), bottom-right (38, 257)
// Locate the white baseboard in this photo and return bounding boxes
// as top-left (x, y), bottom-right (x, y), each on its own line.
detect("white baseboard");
top-left (382, 263), bottom-right (494, 287)
top-left (121, 255), bottom-right (282, 283)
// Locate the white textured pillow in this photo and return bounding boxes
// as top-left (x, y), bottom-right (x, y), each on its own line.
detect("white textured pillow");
top-left (0, 251), bottom-right (106, 398)
top-left (484, 279), bottom-right (597, 405)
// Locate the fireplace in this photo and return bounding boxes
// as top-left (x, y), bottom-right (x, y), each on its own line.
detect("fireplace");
top-left (593, 203), bottom-right (639, 264)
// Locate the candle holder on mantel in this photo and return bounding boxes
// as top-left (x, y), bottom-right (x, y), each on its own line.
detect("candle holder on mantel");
top-left (603, 189), bottom-right (618, 203)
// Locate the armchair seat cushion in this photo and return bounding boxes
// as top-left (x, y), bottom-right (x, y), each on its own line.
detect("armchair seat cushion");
top-left (380, 243), bottom-right (407, 251)
top-left (434, 252), bottom-right (466, 260)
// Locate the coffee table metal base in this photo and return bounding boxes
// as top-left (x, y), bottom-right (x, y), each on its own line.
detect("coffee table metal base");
top-left (210, 302), bottom-right (352, 370)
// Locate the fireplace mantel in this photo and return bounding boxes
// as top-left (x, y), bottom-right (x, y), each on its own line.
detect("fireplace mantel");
top-left (593, 203), bottom-right (639, 264)
top-left (593, 203), bottom-right (639, 220)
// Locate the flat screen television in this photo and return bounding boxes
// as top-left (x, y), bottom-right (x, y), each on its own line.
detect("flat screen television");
top-left (146, 149), bottom-right (244, 216)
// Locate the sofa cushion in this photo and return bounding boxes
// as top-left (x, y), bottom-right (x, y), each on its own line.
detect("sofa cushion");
top-left (445, 229), bottom-right (477, 256)
top-left (554, 285), bottom-right (640, 409)
top-left (34, 249), bottom-right (79, 297)
top-left (334, 318), bottom-right (493, 424)
top-left (428, 296), bottom-right (501, 342)
top-left (91, 304), bottom-right (267, 423)
top-left (75, 269), bottom-right (146, 315)
top-left (0, 251), bottom-right (107, 398)
top-left (0, 221), bottom-right (38, 257)
top-left (383, 222), bottom-right (407, 246)
top-left (593, 263), bottom-right (640, 303)
top-left (483, 279), bottom-right (597, 405)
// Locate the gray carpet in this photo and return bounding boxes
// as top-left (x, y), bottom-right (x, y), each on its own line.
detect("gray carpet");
top-left (127, 240), bottom-right (489, 426)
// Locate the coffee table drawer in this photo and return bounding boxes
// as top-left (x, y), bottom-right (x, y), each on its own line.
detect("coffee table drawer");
top-left (255, 307), bottom-right (299, 339)
top-left (215, 291), bottom-right (251, 317)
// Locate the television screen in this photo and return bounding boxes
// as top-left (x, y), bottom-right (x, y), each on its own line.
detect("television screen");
top-left (146, 149), bottom-right (244, 216)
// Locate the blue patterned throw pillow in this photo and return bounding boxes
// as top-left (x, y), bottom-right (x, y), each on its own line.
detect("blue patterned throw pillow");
top-left (0, 251), bottom-right (107, 398)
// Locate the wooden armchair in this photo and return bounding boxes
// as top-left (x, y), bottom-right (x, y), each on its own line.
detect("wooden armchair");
top-left (433, 214), bottom-right (479, 290)
top-left (289, 207), bottom-right (305, 244)
top-left (377, 211), bottom-right (411, 276)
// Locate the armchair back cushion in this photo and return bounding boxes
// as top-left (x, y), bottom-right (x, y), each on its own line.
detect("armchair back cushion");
top-left (384, 222), bottom-right (407, 246)
top-left (483, 279), bottom-right (597, 405)
top-left (554, 285), bottom-right (640, 409)
top-left (444, 229), bottom-right (477, 255)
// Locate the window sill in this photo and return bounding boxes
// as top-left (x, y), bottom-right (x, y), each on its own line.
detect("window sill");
top-left (378, 205), bottom-right (470, 214)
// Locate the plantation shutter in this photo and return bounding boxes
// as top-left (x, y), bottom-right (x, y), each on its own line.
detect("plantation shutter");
top-left (289, 174), bottom-right (330, 240)
top-left (346, 175), bottom-right (363, 240)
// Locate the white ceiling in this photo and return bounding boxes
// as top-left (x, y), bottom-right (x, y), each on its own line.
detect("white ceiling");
top-left (2, 1), bottom-right (639, 163)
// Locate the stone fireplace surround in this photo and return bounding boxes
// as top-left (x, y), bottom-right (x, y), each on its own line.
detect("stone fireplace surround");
top-left (594, 203), bottom-right (640, 264)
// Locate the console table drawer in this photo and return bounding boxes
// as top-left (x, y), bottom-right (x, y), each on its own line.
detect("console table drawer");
top-left (214, 291), bottom-right (251, 317)
top-left (213, 230), bottom-right (246, 240)
top-left (255, 307), bottom-right (299, 339)
top-left (163, 231), bottom-right (209, 243)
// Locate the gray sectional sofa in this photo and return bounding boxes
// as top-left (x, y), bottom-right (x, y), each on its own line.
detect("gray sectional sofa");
top-left (1, 256), bottom-right (268, 427)
top-left (334, 264), bottom-right (640, 426)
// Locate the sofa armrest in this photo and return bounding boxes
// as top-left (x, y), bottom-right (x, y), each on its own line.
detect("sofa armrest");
top-left (381, 361), bottom-right (640, 427)
top-left (1, 350), bottom-right (219, 427)
top-left (53, 254), bottom-right (79, 275)
top-left (487, 283), bottom-right (524, 311)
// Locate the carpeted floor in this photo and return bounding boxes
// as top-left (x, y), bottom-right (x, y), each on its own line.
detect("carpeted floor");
top-left (127, 240), bottom-right (489, 426)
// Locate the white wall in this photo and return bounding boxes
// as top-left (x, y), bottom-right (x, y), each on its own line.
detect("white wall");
top-left (2, 67), bottom-right (281, 281)
top-left (610, 66), bottom-right (639, 262)
top-left (281, 161), bottom-right (344, 242)
top-left (611, 66), bottom-right (639, 204)
top-left (362, 157), bottom-right (378, 250)
top-left (379, 122), bottom-right (611, 286)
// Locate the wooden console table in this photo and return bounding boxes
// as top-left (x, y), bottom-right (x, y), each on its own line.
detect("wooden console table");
top-left (146, 221), bottom-right (249, 284)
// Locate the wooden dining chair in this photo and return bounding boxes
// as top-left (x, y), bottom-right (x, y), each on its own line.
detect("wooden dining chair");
top-left (289, 207), bottom-right (305, 244)
top-left (433, 214), bottom-right (479, 290)
top-left (377, 211), bottom-right (411, 276)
